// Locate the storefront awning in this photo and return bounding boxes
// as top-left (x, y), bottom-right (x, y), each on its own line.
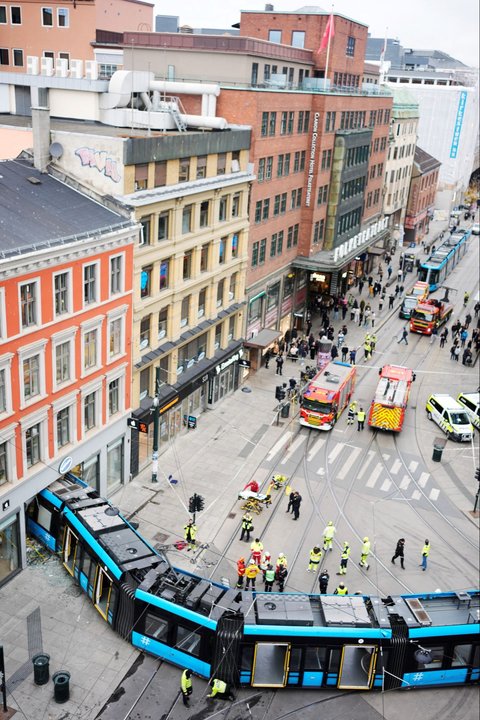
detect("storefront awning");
top-left (244, 329), bottom-right (282, 349)
top-left (368, 246), bottom-right (386, 255)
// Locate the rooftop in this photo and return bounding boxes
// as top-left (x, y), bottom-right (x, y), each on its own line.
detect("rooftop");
top-left (414, 146), bottom-right (441, 174)
top-left (0, 159), bottom-right (129, 256)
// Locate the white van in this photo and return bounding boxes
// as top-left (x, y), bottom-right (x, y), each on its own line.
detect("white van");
top-left (425, 394), bottom-right (474, 442)
top-left (457, 392), bottom-right (480, 430)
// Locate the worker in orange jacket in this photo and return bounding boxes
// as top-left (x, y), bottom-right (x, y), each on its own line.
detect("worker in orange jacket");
top-left (236, 557), bottom-right (246, 588)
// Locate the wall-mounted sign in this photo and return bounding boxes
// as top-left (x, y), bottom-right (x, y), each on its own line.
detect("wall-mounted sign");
top-left (59, 456), bottom-right (73, 474)
top-left (333, 217), bottom-right (389, 263)
top-left (305, 111), bottom-right (320, 207)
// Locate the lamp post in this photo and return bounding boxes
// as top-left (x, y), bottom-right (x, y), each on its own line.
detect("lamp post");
top-left (151, 366), bottom-right (161, 483)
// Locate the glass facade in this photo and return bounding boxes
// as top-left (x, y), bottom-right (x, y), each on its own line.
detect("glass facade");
top-left (0, 514), bottom-right (20, 585)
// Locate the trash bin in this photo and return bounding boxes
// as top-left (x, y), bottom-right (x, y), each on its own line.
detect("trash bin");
top-left (280, 402), bottom-right (290, 418)
top-left (32, 653), bottom-right (50, 686)
top-left (52, 671), bottom-right (71, 703)
top-left (432, 437), bottom-right (447, 462)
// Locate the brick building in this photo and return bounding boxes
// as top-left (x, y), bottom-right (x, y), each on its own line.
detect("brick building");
top-left (0, 157), bottom-right (137, 584)
top-left (404, 147), bottom-right (441, 244)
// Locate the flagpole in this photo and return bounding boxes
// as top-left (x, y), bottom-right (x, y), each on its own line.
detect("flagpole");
top-left (324, 6), bottom-right (334, 89)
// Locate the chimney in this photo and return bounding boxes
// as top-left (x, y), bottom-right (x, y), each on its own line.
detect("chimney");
top-left (31, 106), bottom-right (51, 173)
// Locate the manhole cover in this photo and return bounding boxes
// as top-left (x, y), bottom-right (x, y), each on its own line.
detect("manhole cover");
top-left (228, 513), bottom-right (236, 519)
top-left (153, 532), bottom-right (169, 543)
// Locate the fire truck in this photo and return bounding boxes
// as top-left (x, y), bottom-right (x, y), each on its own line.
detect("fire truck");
top-left (300, 360), bottom-right (356, 430)
top-left (409, 298), bottom-right (453, 335)
top-left (368, 365), bottom-right (415, 432)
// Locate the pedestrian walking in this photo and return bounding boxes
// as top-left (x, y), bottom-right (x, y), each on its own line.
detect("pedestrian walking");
top-left (463, 291), bottom-right (470, 307)
top-left (347, 401), bottom-right (357, 425)
top-left (371, 311), bottom-right (376, 328)
top-left (358, 279), bottom-right (364, 295)
top-left (275, 353), bottom-right (284, 375)
top-left (460, 328), bottom-right (468, 348)
top-left (349, 348), bottom-right (356, 365)
top-left (323, 521), bottom-right (336, 551)
top-left (398, 327), bottom-right (409, 345)
top-left (387, 264), bottom-right (393, 279)
top-left (364, 307), bottom-right (371, 327)
top-left (276, 563), bottom-right (288, 592)
top-left (337, 330), bottom-right (345, 347)
top-left (359, 537), bottom-right (371, 570)
top-left (250, 538), bottom-right (263, 565)
top-left (236, 557), bottom-right (246, 588)
top-left (420, 540), bottom-right (430, 571)
top-left (181, 669), bottom-right (193, 707)
top-left (341, 345), bottom-right (349, 362)
top-left (337, 541), bottom-right (350, 575)
top-left (465, 313), bottom-right (472, 329)
top-left (319, 569), bottom-right (330, 594)
top-left (430, 325), bottom-right (438, 345)
top-left (440, 329), bottom-right (447, 348)
top-left (364, 338), bottom-right (371, 360)
top-left (391, 538), bottom-right (405, 569)
top-left (454, 345), bottom-right (461, 361)
top-left (378, 297), bottom-right (384, 312)
top-left (245, 559), bottom-right (260, 590)
top-left (264, 563), bottom-right (276, 592)
top-left (388, 293), bottom-right (395, 309)
top-left (208, 678), bottom-right (235, 701)
top-left (184, 519), bottom-right (197, 551)
top-left (370, 333), bottom-right (377, 352)
top-left (286, 489), bottom-right (295, 513)
top-left (292, 491), bottom-right (302, 520)
top-left (397, 269), bottom-right (403, 283)
top-left (307, 546), bottom-right (323, 572)
top-left (330, 344), bottom-right (338, 360)
top-left (357, 407), bottom-right (366, 431)
top-left (240, 512), bottom-right (253, 542)
top-left (353, 306), bottom-right (360, 324)
top-left (334, 582), bottom-right (348, 595)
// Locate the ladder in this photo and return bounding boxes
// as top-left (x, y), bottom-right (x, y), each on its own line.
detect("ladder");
top-left (169, 97), bottom-right (187, 131)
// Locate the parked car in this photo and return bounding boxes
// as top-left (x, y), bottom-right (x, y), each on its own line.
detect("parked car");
top-left (471, 223), bottom-right (480, 235)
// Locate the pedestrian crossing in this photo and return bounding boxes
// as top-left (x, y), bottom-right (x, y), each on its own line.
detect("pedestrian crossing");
top-left (266, 431), bottom-right (442, 505)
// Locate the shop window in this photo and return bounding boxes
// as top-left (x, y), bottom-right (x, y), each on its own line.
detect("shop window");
top-left (0, 515), bottom-right (20, 581)
top-left (107, 438), bottom-right (123, 492)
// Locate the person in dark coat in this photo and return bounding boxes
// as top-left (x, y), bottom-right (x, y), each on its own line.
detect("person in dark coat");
top-left (391, 538), bottom-right (405, 569)
top-left (330, 345), bottom-right (338, 360)
top-left (264, 349), bottom-right (271, 369)
top-left (319, 569), bottom-right (330, 594)
top-left (291, 492), bottom-right (302, 520)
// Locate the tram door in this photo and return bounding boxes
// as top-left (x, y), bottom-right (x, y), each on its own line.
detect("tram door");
top-left (63, 528), bottom-right (78, 577)
top-left (94, 567), bottom-right (114, 623)
top-left (251, 643), bottom-right (291, 687)
top-left (337, 644), bottom-right (378, 690)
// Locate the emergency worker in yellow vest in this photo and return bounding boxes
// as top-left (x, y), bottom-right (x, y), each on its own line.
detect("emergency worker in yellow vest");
top-left (337, 541), bottom-right (350, 575)
top-left (180, 669), bottom-right (192, 707)
top-left (357, 407), bottom-right (366, 431)
top-left (420, 539), bottom-right (430, 571)
top-left (184, 519), bottom-right (197, 551)
top-left (264, 564), bottom-right (276, 592)
top-left (307, 546), bottom-right (323, 572)
top-left (245, 559), bottom-right (260, 590)
top-left (239, 512), bottom-right (253, 542)
top-left (208, 677), bottom-right (235, 701)
top-left (323, 521), bottom-right (336, 551)
top-left (334, 582), bottom-right (348, 595)
top-left (359, 537), bottom-right (371, 570)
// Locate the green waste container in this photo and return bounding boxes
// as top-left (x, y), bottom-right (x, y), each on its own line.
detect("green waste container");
top-left (281, 403), bottom-right (290, 418)
top-left (432, 437), bottom-right (446, 462)
top-left (52, 671), bottom-right (70, 703)
top-left (32, 653), bottom-right (50, 685)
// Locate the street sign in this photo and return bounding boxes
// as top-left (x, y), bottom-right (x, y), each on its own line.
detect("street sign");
top-left (127, 418), bottom-right (149, 433)
top-left (238, 359), bottom-right (251, 368)
top-left (183, 415), bottom-right (197, 429)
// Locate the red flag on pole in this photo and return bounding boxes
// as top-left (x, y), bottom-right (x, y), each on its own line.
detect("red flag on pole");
top-left (318, 14), bottom-right (335, 53)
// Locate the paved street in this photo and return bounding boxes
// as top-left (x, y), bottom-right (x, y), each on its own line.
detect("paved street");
top-left (1, 224), bottom-right (478, 720)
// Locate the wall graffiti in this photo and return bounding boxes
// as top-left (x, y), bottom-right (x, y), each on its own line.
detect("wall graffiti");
top-left (75, 146), bottom-right (121, 183)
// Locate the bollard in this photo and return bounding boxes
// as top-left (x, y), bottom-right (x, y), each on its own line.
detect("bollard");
top-left (32, 653), bottom-right (50, 686)
top-left (52, 671), bottom-right (70, 703)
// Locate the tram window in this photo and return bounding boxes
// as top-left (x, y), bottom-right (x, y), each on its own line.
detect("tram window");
top-left (37, 504), bottom-right (52, 531)
top-left (289, 648), bottom-right (302, 671)
top-left (451, 644), bottom-right (472, 666)
top-left (416, 646), bottom-right (444, 669)
top-left (304, 647), bottom-right (327, 670)
top-left (145, 613), bottom-right (169, 642)
top-left (80, 552), bottom-right (95, 585)
top-left (176, 625), bottom-right (201, 657)
top-left (109, 585), bottom-right (118, 615)
top-left (241, 645), bottom-right (254, 671)
top-left (328, 649), bottom-right (341, 673)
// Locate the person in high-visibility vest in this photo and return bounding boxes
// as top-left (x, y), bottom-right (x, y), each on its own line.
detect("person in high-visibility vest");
top-left (323, 521), bottom-right (336, 551)
top-left (184, 520), bottom-right (197, 551)
top-left (250, 538), bottom-right (263, 565)
top-left (357, 407), bottom-right (366, 431)
top-left (359, 537), bottom-right (371, 570)
top-left (364, 337), bottom-right (372, 360)
top-left (337, 542), bottom-right (350, 575)
top-left (208, 678), bottom-right (235, 701)
top-left (180, 669), bottom-right (192, 707)
top-left (334, 582), bottom-right (348, 595)
top-left (239, 512), bottom-right (253, 542)
top-left (245, 560), bottom-right (260, 590)
top-left (420, 539), bottom-right (430, 571)
top-left (264, 564), bottom-right (276, 592)
top-left (307, 546), bottom-right (323, 572)
top-left (276, 552), bottom-right (288, 572)
top-left (260, 551), bottom-right (271, 581)
top-left (236, 557), bottom-right (246, 588)
top-left (347, 402), bottom-right (356, 425)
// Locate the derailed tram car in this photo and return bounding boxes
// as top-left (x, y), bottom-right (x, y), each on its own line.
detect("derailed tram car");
top-left (27, 475), bottom-right (480, 691)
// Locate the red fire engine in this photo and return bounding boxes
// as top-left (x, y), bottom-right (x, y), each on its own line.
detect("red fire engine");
top-left (368, 365), bottom-right (416, 432)
top-left (300, 361), bottom-right (356, 430)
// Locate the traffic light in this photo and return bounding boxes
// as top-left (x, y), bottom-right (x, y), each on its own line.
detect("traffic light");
top-left (195, 495), bottom-right (205, 512)
top-left (189, 495), bottom-right (196, 513)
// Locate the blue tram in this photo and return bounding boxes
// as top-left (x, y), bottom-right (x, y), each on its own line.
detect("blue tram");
top-left (27, 475), bottom-right (479, 692)
top-left (417, 229), bottom-right (471, 291)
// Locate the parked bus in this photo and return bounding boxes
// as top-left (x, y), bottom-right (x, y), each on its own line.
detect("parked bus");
top-left (417, 230), bottom-right (471, 291)
top-left (368, 365), bottom-right (415, 432)
top-left (300, 360), bottom-right (356, 430)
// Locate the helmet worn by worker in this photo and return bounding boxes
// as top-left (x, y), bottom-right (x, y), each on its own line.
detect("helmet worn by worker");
top-left (249, 559), bottom-right (256, 565)
top-left (279, 553), bottom-right (285, 558)
top-left (239, 557), bottom-right (245, 563)
top-left (328, 521), bottom-right (333, 526)
top-left (344, 541), bottom-right (349, 547)
top-left (363, 537), bottom-right (369, 542)
top-left (339, 582), bottom-right (345, 589)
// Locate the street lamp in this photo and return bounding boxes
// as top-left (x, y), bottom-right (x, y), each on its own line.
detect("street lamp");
top-left (151, 366), bottom-right (160, 483)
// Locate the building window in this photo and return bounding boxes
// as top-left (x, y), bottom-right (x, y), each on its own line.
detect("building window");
top-left (255, 200), bottom-right (262, 224)
top-left (98, 63), bottom-right (118, 79)
top-left (277, 230), bottom-right (284, 253)
top-left (182, 204), bottom-right (193, 234)
top-left (291, 30), bottom-right (305, 48)
top-left (0, 369), bottom-right (6, 413)
top-left (84, 392), bottom-right (96, 431)
top-left (26, 424), bottom-right (41, 467)
top-left (83, 264), bottom-right (97, 305)
top-left (231, 193), bottom-right (240, 218)
top-left (217, 153), bottom-right (226, 175)
top-left (252, 62), bottom-right (259, 86)
top-left (262, 199), bottom-right (270, 221)
top-left (0, 441), bottom-right (7, 484)
top-left (57, 7), bottom-right (68, 26)
top-left (140, 315), bottom-right (150, 348)
top-left (269, 112), bottom-right (277, 136)
top-left (0, 7), bottom-right (5, 23)
top-left (84, 329), bottom-right (98, 369)
top-left (0, 48), bottom-right (8, 66)
top-left (54, 271), bottom-right (69, 315)
top-left (108, 378), bottom-right (120, 416)
top-left (158, 210), bottom-right (169, 241)
top-left (321, 149), bottom-right (332, 170)
top-left (110, 255), bottom-right (122, 295)
top-left (109, 317), bottom-right (123, 357)
top-left (219, 238), bottom-right (226, 265)
top-left (183, 250), bottom-right (193, 280)
top-left (20, 281), bottom-right (38, 328)
top-left (229, 273), bottom-right (237, 301)
top-left (196, 155), bottom-right (207, 179)
top-left (41, 6), bottom-right (53, 25)
top-left (216, 279), bottom-right (224, 307)
top-left (13, 48), bottom-right (23, 66)
top-left (107, 439), bottom-right (124, 492)
top-left (265, 156), bottom-right (273, 180)
top-left (154, 160), bottom-right (167, 186)
top-left (259, 238), bottom-right (267, 264)
top-left (346, 36), bottom-right (356, 56)
top-left (263, 64), bottom-right (271, 82)
top-left (23, 355), bottom-right (40, 400)
top-left (325, 111), bottom-right (336, 132)
top-left (258, 157), bottom-right (265, 182)
top-left (141, 265), bottom-right (152, 298)
top-left (57, 407), bottom-right (70, 448)
top-left (134, 164), bottom-right (148, 191)
top-left (270, 234), bottom-right (277, 257)
top-left (252, 242), bottom-right (259, 267)
top-left (200, 245), bottom-right (209, 272)
top-left (55, 341), bottom-right (70, 384)
top-left (10, 5), bottom-right (21, 23)
top-left (280, 111), bottom-right (287, 134)
top-left (197, 289), bottom-right (206, 318)
top-left (140, 216), bottom-right (151, 245)
top-left (218, 196), bottom-right (227, 222)
top-left (261, 111), bottom-right (268, 136)
top-left (181, 296), bottom-right (190, 327)
top-left (179, 158), bottom-right (190, 182)
top-left (269, 29), bottom-right (282, 43)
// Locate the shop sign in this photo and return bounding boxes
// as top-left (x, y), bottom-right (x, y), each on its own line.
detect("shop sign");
top-left (333, 217), bottom-right (389, 263)
top-left (160, 396), bottom-right (179, 414)
top-left (215, 348), bottom-right (244, 375)
top-left (450, 90), bottom-right (467, 159)
top-left (238, 359), bottom-right (251, 368)
top-left (305, 112), bottom-right (320, 207)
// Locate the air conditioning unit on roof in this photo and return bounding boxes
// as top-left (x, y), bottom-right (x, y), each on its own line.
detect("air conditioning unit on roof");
top-left (41, 57), bottom-right (54, 77)
top-left (85, 60), bottom-right (98, 80)
top-left (55, 58), bottom-right (68, 78)
top-left (27, 56), bottom-right (40, 75)
top-left (69, 59), bottom-right (83, 79)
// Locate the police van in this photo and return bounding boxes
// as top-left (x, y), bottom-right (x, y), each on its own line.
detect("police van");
top-left (425, 394), bottom-right (474, 441)
top-left (457, 392), bottom-right (480, 430)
